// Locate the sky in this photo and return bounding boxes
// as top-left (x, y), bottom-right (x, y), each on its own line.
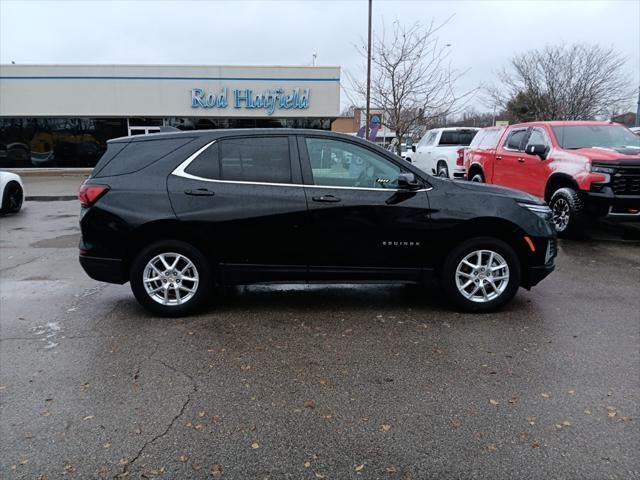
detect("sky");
top-left (1, 0), bottom-right (639, 112)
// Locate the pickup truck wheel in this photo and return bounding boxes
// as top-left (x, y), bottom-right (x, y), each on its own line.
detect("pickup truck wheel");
top-left (549, 187), bottom-right (586, 238)
top-left (437, 163), bottom-right (449, 178)
top-left (130, 240), bottom-right (212, 317)
top-left (441, 237), bottom-right (521, 313)
top-left (470, 172), bottom-right (484, 183)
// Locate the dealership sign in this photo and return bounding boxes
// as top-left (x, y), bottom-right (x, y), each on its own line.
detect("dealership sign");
top-left (191, 87), bottom-right (310, 115)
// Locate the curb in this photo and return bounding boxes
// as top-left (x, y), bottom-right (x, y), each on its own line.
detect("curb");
top-left (26, 196), bottom-right (77, 202)
top-left (4, 168), bottom-right (92, 177)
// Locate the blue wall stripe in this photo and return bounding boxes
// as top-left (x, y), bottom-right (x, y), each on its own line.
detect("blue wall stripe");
top-left (0, 76), bottom-right (340, 82)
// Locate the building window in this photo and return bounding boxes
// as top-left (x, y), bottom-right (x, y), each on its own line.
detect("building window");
top-left (0, 118), bottom-right (127, 168)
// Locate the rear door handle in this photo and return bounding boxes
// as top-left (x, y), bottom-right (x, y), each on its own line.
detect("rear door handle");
top-left (312, 194), bottom-right (341, 203)
top-left (184, 188), bottom-right (215, 196)
top-left (517, 158), bottom-right (525, 163)
top-left (495, 156), bottom-right (503, 160)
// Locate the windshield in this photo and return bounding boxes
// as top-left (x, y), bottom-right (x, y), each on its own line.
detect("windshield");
top-left (552, 125), bottom-right (640, 150)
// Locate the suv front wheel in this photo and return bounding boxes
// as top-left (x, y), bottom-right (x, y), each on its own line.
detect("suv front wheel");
top-left (130, 240), bottom-right (211, 316)
top-left (441, 237), bottom-right (521, 312)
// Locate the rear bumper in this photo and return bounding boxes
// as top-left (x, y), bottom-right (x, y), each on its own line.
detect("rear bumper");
top-left (79, 255), bottom-right (127, 284)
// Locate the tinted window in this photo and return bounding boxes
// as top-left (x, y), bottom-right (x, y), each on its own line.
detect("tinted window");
top-left (504, 130), bottom-right (527, 150)
top-left (91, 142), bottom-right (127, 177)
top-left (184, 142), bottom-right (220, 179)
top-left (97, 137), bottom-right (193, 177)
top-left (218, 137), bottom-right (291, 183)
top-left (552, 125), bottom-right (640, 149)
top-left (306, 137), bottom-right (402, 189)
top-left (438, 130), bottom-right (477, 146)
top-left (526, 128), bottom-right (548, 148)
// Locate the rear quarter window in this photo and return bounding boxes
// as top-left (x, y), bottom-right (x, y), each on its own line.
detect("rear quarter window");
top-left (95, 137), bottom-right (194, 177)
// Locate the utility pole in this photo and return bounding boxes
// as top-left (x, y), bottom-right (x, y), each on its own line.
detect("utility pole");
top-left (365, 0), bottom-right (372, 141)
top-left (636, 85), bottom-right (639, 127)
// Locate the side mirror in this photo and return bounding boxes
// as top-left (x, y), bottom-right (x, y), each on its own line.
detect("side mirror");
top-left (526, 144), bottom-right (549, 159)
top-left (397, 172), bottom-right (421, 190)
top-left (411, 145), bottom-right (416, 152)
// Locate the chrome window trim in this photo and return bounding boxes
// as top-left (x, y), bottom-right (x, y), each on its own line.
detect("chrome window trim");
top-left (171, 139), bottom-right (432, 192)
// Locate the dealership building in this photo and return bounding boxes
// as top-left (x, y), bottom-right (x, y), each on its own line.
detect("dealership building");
top-left (0, 64), bottom-right (340, 168)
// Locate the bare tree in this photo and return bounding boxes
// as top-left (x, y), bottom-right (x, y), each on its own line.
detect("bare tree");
top-left (488, 44), bottom-right (632, 121)
top-left (347, 19), bottom-right (477, 153)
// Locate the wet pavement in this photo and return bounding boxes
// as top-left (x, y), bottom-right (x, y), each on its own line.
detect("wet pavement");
top-left (1, 200), bottom-right (639, 479)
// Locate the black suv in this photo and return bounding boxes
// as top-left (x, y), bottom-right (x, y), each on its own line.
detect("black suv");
top-left (79, 129), bottom-right (556, 316)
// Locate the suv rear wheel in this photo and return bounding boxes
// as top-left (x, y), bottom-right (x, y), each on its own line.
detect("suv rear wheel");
top-left (441, 237), bottom-right (521, 312)
top-left (549, 187), bottom-right (586, 238)
top-left (130, 240), bottom-right (211, 316)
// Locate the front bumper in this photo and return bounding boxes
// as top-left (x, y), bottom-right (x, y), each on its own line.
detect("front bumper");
top-left (79, 255), bottom-right (127, 284)
top-left (583, 189), bottom-right (640, 219)
top-left (524, 263), bottom-right (555, 288)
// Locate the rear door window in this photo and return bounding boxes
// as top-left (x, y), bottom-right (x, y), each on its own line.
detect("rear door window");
top-left (504, 129), bottom-right (528, 151)
top-left (186, 137), bottom-right (292, 183)
top-left (219, 137), bottom-right (291, 183)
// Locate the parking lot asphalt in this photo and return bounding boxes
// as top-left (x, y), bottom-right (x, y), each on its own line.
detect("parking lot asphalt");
top-left (1, 200), bottom-right (639, 479)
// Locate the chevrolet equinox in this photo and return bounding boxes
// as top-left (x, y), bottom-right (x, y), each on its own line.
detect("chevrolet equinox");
top-left (79, 129), bottom-right (556, 316)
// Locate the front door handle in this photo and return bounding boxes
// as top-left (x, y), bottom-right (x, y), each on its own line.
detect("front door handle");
top-left (495, 155), bottom-right (503, 160)
top-left (184, 188), bottom-right (215, 196)
top-left (312, 194), bottom-right (341, 203)
top-left (517, 158), bottom-right (525, 163)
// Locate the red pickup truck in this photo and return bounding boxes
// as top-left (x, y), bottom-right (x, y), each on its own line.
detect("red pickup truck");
top-left (464, 121), bottom-right (640, 236)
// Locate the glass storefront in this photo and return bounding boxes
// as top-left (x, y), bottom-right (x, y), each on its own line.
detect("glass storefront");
top-left (0, 117), bottom-right (333, 168)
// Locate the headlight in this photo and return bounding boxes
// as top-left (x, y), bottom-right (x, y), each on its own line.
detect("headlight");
top-left (591, 165), bottom-right (616, 174)
top-left (517, 202), bottom-right (552, 218)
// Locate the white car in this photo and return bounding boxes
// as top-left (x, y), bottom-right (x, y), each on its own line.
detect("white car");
top-left (412, 127), bottom-right (479, 178)
top-left (0, 171), bottom-right (24, 214)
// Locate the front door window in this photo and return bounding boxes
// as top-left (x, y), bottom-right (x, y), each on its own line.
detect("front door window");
top-left (305, 137), bottom-right (402, 189)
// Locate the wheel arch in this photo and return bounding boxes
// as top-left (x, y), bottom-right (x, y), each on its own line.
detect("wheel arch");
top-left (124, 220), bottom-right (216, 273)
top-left (544, 173), bottom-right (579, 202)
top-left (467, 163), bottom-right (484, 179)
top-left (433, 217), bottom-right (533, 275)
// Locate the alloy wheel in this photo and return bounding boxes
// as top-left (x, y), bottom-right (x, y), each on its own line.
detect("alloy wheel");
top-left (455, 250), bottom-right (510, 303)
top-left (143, 252), bottom-right (199, 306)
top-left (471, 174), bottom-right (484, 183)
top-left (552, 198), bottom-right (570, 231)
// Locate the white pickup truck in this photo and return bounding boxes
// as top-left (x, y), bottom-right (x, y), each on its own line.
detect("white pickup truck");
top-left (411, 127), bottom-right (479, 179)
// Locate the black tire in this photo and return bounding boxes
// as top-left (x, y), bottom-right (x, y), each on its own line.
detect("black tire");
top-left (441, 237), bottom-right (521, 313)
top-left (470, 171), bottom-right (485, 183)
top-left (1, 181), bottom-right (23, 214)
top-left (437, 162), bottom-right (449, 178)
top-left (130, 240), bottom-right (212, 317)
top-left (549, 187), bottom-right (586, 238)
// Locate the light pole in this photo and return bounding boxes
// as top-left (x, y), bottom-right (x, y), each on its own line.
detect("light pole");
top-left (365, 0), bottom-right (372, 141)
top-left (636, 85), bottom-right (639, 127)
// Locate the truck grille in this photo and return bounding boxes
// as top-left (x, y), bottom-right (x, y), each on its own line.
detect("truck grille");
top-left (612, 165), bottom-right (640, 195)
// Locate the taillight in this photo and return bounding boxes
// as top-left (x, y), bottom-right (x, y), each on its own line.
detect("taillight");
top-left (79, 184), bottom-right (110, 207)
top-left (456, 148), bottom-right (465, 166)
